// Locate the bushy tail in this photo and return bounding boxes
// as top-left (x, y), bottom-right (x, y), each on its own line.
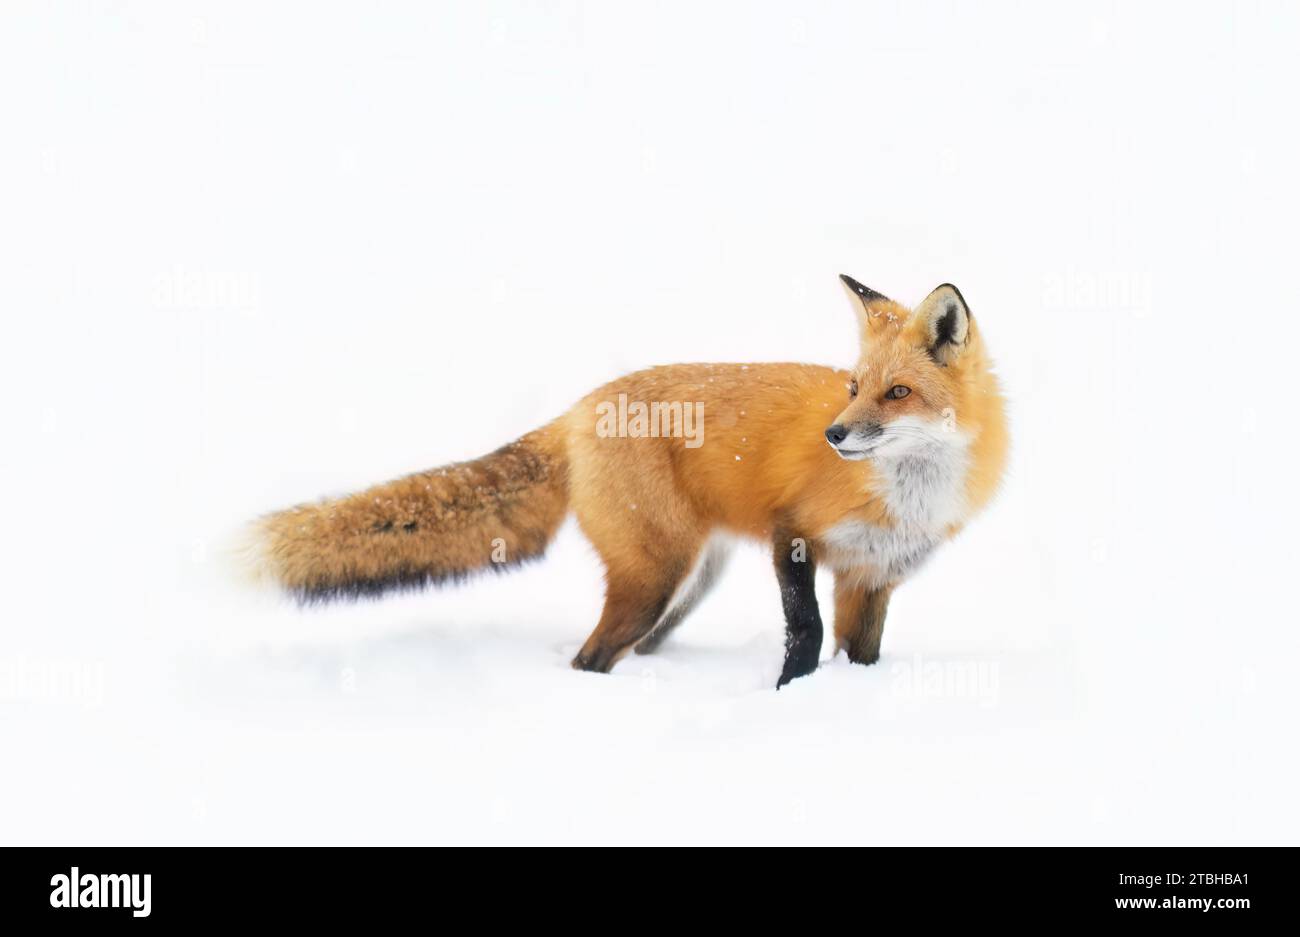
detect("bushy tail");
top-left (249, 423), bottom-right (569, 603)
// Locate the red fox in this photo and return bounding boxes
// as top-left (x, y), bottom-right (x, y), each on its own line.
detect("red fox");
top-left (249, 277), bottom-right (1008, 687)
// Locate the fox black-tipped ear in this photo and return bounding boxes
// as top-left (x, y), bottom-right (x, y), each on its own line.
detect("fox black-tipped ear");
top-left (839, 274), bottom-right (889, 308)
top-left (914, 283), bottom-right (971, 365)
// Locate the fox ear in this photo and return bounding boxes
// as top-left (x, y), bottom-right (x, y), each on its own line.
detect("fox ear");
top-left (914, 283), bottom-right (971, 365)
top-left (840, 274), bottom-right (898, 342)
top-left (839, 273), bottom-right (890, 308)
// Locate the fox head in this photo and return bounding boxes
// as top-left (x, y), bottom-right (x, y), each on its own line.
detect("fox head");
top-left (826, 275), bottom-right (987, 462)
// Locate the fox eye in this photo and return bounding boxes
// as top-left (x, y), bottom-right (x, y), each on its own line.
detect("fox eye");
top-left (848, 379), bottom-right (858, 399)
top-left (885, 385), bottom-right (911, 400)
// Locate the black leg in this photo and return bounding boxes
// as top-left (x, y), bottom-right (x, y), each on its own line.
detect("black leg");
top-left (773, 531), bottom-right (822, 688)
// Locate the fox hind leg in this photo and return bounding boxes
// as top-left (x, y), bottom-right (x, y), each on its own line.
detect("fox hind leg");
top-left (566, 449), bottom-right (705, 673)
top-left (634, 538), bottom-right (731, 655)
top-left (570, 527), bottom-right (700, 674)
top-left (571, 569), bottom-right (685, 673)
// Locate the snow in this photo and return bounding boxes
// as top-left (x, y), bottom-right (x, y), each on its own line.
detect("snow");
top-left (3, 1), bottom-right (1298, 845)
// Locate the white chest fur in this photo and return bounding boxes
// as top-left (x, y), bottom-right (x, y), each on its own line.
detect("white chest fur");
top-left (820, 428), bottom-right (970, 587)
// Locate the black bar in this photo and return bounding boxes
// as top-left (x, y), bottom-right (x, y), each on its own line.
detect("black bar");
top-left (0, 847), bottom-right (1287, 925)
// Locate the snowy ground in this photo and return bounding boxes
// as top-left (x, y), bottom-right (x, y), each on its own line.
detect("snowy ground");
top-left (3, 2), bottom-right (1299, 844)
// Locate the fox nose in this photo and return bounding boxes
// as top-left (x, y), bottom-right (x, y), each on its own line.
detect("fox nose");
top-left (825, 424), bottom-right (848, 446)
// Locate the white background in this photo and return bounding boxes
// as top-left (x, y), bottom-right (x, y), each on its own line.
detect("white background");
top-left (3, 1), bottom-right (1297, 845)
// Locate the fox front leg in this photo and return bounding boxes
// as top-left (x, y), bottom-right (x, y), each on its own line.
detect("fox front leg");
top-left (773, 532), bottom-right (822, 688)
top-left (833, 574), bottom-right (892, 666)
